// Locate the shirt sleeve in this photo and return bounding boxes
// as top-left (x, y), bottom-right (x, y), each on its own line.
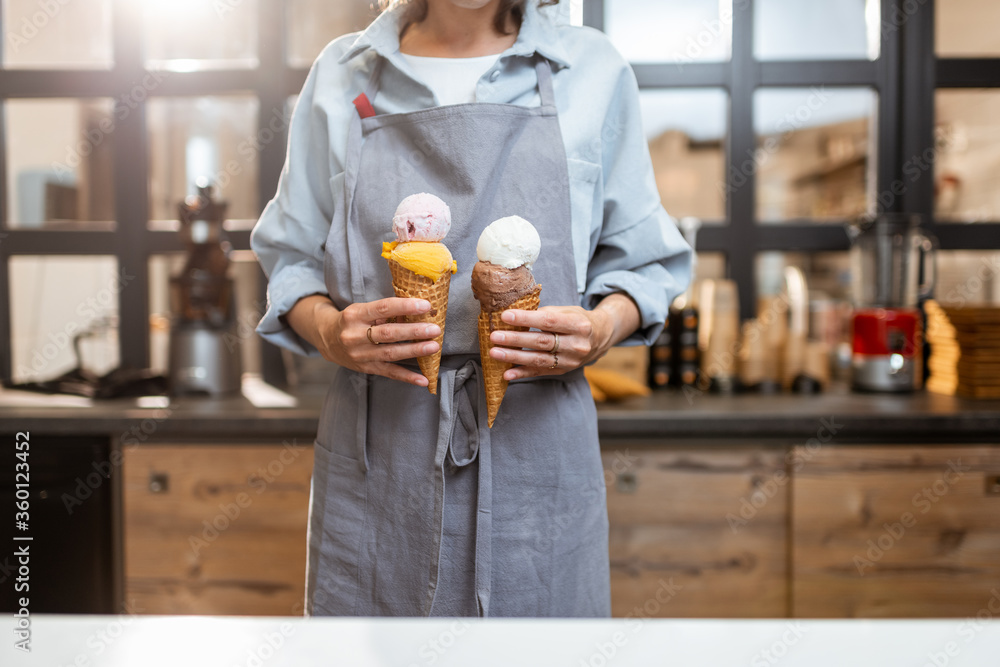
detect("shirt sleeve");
top-left (250, 61), bottom-right (335, 358)
top-left (583, 60), bottom-right (693, 346)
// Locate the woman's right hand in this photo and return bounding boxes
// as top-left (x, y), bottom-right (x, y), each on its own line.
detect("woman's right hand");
top-left (288, 295), bottom-right (440, 388)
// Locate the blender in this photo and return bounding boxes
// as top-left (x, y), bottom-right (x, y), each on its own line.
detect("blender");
top-left (849, 214), bottom-right (936, 392)
top-left (167, 182), bottom-right (242, 395)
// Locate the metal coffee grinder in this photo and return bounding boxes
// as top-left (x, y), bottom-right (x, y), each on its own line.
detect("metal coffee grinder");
top-left (849, 214), bottom-right (936, 392)
top-left (168, 182), bottom-right (242, 395)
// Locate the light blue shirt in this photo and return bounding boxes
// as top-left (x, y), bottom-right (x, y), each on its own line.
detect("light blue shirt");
top-left (251, 1), bottom-right (692, 357)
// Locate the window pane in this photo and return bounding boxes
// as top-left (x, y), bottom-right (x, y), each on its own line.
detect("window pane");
top-left (2, 0), bottom-right (112, 68)
top-left (935, 251), bottom-right (1000, 307)
top-left (754, 88), bottom-right (877, 223)
top-left (148, 96), bottom-right (261, 225)
top-left (755, 0), bottom-right (880, 61)
top-left (756, 252), bottom-right (851, 301)
top-left (4, 98), bottom-right (116, 230)
top-left (10, 256), bottom-right (120, 384)
top-left (606, 0), bottom-right (732, 63)
top-left (695, 252), bottom-right (727, 283)
top-left (935, 90), bottom-right (1000, 224)
top-left (143, 0), bottom-right (258, 70)
top-left (148, 254), bottom-right (183, 374)
top-left (937, 0), bottom-right (1000, 57)
top-left (286, 0), bottom-right (377, 68)
top-left (641, 89), bottom-right (728, 223)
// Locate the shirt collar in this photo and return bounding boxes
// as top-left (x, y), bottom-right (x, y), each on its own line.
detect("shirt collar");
top-left (338, 1), bottom-right (572, 69)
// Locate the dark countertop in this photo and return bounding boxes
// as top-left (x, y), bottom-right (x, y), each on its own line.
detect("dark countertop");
top-left (597, 388), bottom-right (1000, 441)
top-left (2, 384), bottom-right (999, 442)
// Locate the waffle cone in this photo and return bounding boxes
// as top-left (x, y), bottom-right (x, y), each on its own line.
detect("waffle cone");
top-left (388, 260), bottom-right (450, 395)
top-left (478, 286), bottom-right (542, 428)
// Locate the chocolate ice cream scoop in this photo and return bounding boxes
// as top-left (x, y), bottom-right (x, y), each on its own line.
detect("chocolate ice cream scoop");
top-left (471, 261), bottom-right (537, 312)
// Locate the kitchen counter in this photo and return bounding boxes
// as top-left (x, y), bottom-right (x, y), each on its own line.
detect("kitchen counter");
top-left (4, 386), bottom-right (999, 621)
top-left (1, 385), bottom-right (1000, 441)
top-left (5, 615), bottom-right (1000, 666)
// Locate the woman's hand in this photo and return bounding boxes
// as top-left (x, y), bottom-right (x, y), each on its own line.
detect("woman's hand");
top-left (287, 295), bottom-right (440, 388)
top-left (488, 293), bottom-right (642, 381)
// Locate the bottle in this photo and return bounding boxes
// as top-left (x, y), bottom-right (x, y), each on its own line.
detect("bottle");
top-left (649, 317), bottom-right (673, 389)
top-left (670, 217), bottom-right (703, 389)
top-left (699, 279), bottom-right (740, 393)
top-left (671, 302), bottom-right (700, 388)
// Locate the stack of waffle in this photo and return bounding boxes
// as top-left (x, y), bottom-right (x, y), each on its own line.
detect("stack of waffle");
top-left (926, 300), bottom-right (1000, 398)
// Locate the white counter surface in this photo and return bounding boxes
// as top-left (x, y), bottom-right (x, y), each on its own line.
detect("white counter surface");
top-left (5, 615), bottom-right (1000, 666)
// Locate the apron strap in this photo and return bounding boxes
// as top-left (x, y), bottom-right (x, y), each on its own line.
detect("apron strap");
top-left (353, 57), bottom-right (383, 118)
top-left (426, 360), bottom-right (493, 617)
top-left (364, 55), bottom-right (386, 105)
top-left (535, 58), bottom-right (556, 109)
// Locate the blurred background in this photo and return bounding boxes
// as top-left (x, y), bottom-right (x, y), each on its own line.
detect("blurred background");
top-left (0, 0), bottom-right (996, 389)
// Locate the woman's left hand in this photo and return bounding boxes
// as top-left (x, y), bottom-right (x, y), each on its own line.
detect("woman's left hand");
top-left (488, 306), bottom-right (616, 381)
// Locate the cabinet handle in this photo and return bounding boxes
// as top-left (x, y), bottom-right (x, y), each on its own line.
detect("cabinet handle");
top-left (616, 471), bottom-right (638, 494)
top-left (149, 472), bottom-right (170, 494)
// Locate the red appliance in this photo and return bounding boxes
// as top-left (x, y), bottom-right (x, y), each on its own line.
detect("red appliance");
top-left (849, 214), bottom-right (935, 392)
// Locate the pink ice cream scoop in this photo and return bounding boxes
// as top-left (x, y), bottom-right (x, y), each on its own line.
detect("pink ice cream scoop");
top-left (392, 193), bottom-right (452, 242)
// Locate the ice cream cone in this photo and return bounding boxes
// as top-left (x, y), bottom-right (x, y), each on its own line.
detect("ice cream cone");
top-left (388, 260), bottom-right (450, 395)
top-left (478, 285), bottom-right (542, 427)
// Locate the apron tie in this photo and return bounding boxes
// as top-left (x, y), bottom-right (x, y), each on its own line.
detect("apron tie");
top-left (427, 359), bottom-right (492, 617)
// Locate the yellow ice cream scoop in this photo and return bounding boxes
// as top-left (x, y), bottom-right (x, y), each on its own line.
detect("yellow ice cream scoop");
top-left (382, 241), bottom-right (457, 282)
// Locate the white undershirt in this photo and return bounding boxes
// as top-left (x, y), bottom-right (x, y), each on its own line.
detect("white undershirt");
top-left (399, 53), bottom-right (500, 107)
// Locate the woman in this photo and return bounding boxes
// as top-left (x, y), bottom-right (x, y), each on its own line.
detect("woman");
top-left (252, 0), bottom-right (691, 617)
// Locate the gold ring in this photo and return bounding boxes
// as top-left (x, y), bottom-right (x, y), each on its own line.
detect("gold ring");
top-left (550, 333), bottom-right (560, 354)
top-left (549, 353), bottom-right (559, 370)
top-left (366, 325), bottom-right (379, 345)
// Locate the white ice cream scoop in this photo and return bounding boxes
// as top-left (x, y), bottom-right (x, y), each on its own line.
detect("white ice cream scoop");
top-left (476, 216), bottom-right (541, 270)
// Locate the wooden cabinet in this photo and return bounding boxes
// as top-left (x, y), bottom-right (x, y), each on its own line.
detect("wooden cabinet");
top-left (121, 439), bottom-right (1000, 619)
top-left (603, 445), bottom-right (789, 618)
top-left (605, 443), bottom-right (1000, 619)
top-left (792, 445), bottom-right (1000, 618)
top-left (123, 441), bottom-right (314, 615)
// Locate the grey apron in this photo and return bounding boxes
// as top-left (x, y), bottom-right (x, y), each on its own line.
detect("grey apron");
top-left (310, 55), bottom-right (610, 618)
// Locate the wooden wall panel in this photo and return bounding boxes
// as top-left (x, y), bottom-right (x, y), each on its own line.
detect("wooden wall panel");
top-left (792, 446), bottom-right (1000, 618)
top-left (123, 443), bottom-right (314, 616)
top-left (604, 446), bottom-right (788, 618)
